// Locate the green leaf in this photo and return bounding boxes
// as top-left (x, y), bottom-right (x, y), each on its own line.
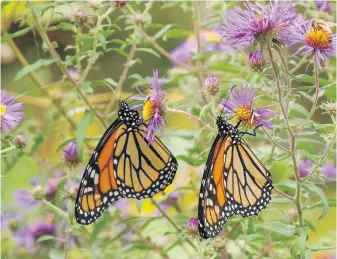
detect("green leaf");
top-left (289, 103), bottom-right (309, 117)
top-left (256, 221), bottom-right (295, 236)
top-left (295, 226), bottom-right (308, 258)
top-left (99, 33), bottom-right (107, 51)
top-left (1, 26), bottom-right (33, 43)
top-left (76, 110), bottom-right (94, 160)
top-left (293, 74), bottom-right (330, 86)
top-left (302, 182), bottom-right (328, 219)
top-left (153, 24), bottom-right (174, 40)
top-left (306, 245), bottom-right (336, 251)
top-left (14, 59), bottom-right (56, 81)
top-left (46, 22), bottom-right (77, 33)
top-left (36, 235), bottom-right (57, 243)
top-left (136, 48), bottom-right (160, 58)
top-left (166, 28), bottom-right (192, 38)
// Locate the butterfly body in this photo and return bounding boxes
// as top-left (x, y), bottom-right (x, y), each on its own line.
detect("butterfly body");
top-left (198, 116), bottom-right (273, 239)
top-left (75, 101), bottom-right (178, 225)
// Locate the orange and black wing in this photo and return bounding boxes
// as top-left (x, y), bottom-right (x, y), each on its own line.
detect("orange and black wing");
top-left (75, 120), bottom-right (124, 225)
top-left (198, 136), bottom-right (273, 239)
top-left (113, 124), bottom-right (177, 199)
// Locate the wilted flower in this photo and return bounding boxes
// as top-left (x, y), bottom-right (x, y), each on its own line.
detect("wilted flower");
top-left (321, 161), bottom-right (336, 180)
top-left (248, 50), bottom-right (266, 70)
top-left (132, 69), bottom-right (167, 144)
top-left (289, 19), bottom-right (336, 69)
top-left (220, 85), bottom-right (274, 129)
top-left (63, 142), bottom-right (78, 164)
top-left (218, 2), bottom-right (300, 49)
top-left (315, 1), bottom-right (332, 13)
top-left (320, 101), bottom-right (336, 116)
top-left (204, 75), bottom-right (220, 95)
top-left (170, 31), bottom-right (231, 65)
top-left (14, 135), bottom-right (27, 149)
top-left (186, 217), bottom-right (198, 234)
top-left (114, 0), bottom-right (128, 7)
top-left (0, 90), bottom-right (24, 133)
top-left (298, 159), bottom-right (315, 177)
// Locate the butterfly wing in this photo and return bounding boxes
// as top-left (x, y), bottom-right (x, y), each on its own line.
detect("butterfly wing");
top-left (198, 135), bottom-right (273, 239)
top-left (75, 119), bottom-right (124, 225)
top-left (75, 121), bottom-right (178, 225)
top-left (224, 140), bottom-right (273, 217)
top-left (198, 135), bottom-right (231, 239)
top-left (113, 124), bottom-right (178, 199)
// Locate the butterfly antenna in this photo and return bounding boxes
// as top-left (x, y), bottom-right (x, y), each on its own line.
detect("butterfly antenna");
top-left (202, 92), bottom-right (217, 120)
top-left (123, 86), bottom-right (149, 102)
top-left (220, 84), bottom-right (237, 118)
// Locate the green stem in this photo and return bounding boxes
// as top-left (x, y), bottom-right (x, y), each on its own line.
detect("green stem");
top-left (0, 146), bottom-right (16, 154)
top-left (295, 182), bottom-right (304, 227)
top-left (103, 39), bottom-right (138, 116)
top-left (302, 130), bottom-right (336, 182)
top-left (80, 7), bottom-right (114, 83)
top-left (295, 58), bottom-right (320, 136)
top-left (166, 107), bottom-right (215, 132)
top-left (42, 199), bottom-right (69, 219)
top-left (28, 2), bottom-right (107, 129)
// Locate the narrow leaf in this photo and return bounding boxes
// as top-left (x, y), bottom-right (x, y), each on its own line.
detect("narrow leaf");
top-left (256, 222), bottom-right (295, 237)
top-left (14, 59), bottom-right (56, 81)
top-left (302, 182), bottom-right (328, 220)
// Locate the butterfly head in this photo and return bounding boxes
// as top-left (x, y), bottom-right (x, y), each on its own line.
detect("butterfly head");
top-left (118, 101), bottom-right (142, 126)
top-left (216, 116), bottom-right (238, 136)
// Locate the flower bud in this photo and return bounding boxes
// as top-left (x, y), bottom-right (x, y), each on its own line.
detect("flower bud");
top-left (213, 238), bottom-right (227, 252)
top-left (32, 185), bottom-right (46, 200)
top-left (114, 0), bottom-right (128, 7)
top-left (248, 50), bottom-right (266, 71)
top-left (186, 217), bottom-right (198, 234)
top-left (63, 142), bottom-right (79, 164)
top-left (14, 135), bottom-right (27, 149)
top-left (204, 75), bottom-right (220, 95)
top-left (74, 9), bottom-right (88, 24)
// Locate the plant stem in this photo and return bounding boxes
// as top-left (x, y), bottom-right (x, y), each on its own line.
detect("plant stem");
top-left (28, 2), bottom-right (107, 129)
top-left (136, 27), bottom-right (190, 69)
top-left (166, 107), bottom-right (215, 132)
top-left (151, 198), bottom-right (196, 250)
top-left (80, 7), bottom-right (114, 83)
top-left (103, 40), bottom-right (138, 116)
top-left (42, 199), bottom-right (69, 219)
top-left (295, 58), bottom-right (320, 136)
top-left (7, 38), bottom-right (78, 131)
top-left (0, 146), bottom-right (16, 154)
top-left (295, 182), bottom-right (304, 227)
top-left (273, 187), bottom-right (294, 200)
top-left (302, 130), bottom-right (336, 182)
top-left (262, 128), bottom-right (290, 152)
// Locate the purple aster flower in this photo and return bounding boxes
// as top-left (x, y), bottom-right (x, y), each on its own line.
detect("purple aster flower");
top-left (115, 199), bottom-right (133, 217)
top-left (170, 31), bottom-right (231, 65)
top-left (154, 202), bottom-right (169, 217)
top-left (169, 192), bottom-right (179, 201)
top-left (218, 1), bottom-right (300, 49)
top-left (63, 141), bottom-right (78, 164)
top-left (45, 171), bottom-right (63, 198)
top-left (1, 212), bottom-right (24, 233)
top-left (220, 84), bottom-right (274, 129)
top-left (204, 75), bottom-right (220, 95)
top-left (248, 50), bottom-right (266, 70)
top-left (316, 1), bottom-right (332, 13)
top-left (321, 161), bottom-right (336, 179)
top-left (186, 217), bottom-right (198, 234)
top-left (288, 19), bottom-right (336, 69)
top-left (298, 159), bottom-right (315, 177)
top-left (16, 220), bottom-right (57, 253)
top-left (0, 90), bottom-right (24, 133)
top-left (132, 69), bottom-right (167, 144)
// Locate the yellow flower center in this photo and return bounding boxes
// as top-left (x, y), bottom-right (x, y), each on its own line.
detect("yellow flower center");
top-left (305, 28), bottom-right (330, 48)
top-left (0, 104), bottom-right (6, 115)
top-left (143, 100), bottom-right (157, 121)
top-left (235, 106), bottom-right (257, 128)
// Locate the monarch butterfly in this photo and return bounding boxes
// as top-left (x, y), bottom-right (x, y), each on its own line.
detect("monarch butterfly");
top-left (198, 117), bottom-right (273, 239)
top-left (75, 101), bottom-right (178, 225)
